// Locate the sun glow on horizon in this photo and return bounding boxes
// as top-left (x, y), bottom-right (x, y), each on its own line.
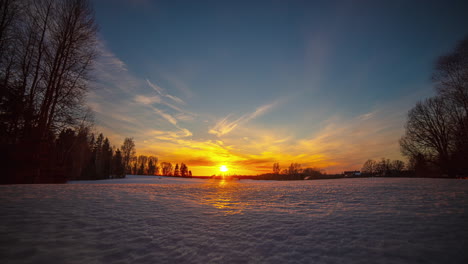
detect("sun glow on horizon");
top-left (220, 165), bottom-right (228, 172)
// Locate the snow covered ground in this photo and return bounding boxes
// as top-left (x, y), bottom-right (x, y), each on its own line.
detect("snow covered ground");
top-left (1, 177), bottom-right (467, 263)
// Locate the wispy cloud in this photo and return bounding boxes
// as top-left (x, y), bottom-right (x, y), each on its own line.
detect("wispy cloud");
top-left (146, 79), bottom-right (164, 95)
top-left (165, 94), bottom-right (185, 105)
top-left (150, 106), bottom-right (178, 126)
top-left (96, 40), bottom-right (128, 72)
top-left (209, 101), bottom-right (279, 137)
top-left (90, 42), bottom-right (195, 151)
top-left (134, 95), bottom-right (162, 105)
top-left (146, 79), bottom-right (186, 105)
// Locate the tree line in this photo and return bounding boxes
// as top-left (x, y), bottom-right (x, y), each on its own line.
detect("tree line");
top-left (117, 138), bottom-right (193, 177)
top-left (256, 162), bottom-right (324, 180)
top-left (125, 155), bottom-right (192, 177)
top-left (361, 158), bottom-right (407, 177)
top-left (400, 36), bottom-right (468, 177)
top-left (53, 128), bottom-right (127, 181)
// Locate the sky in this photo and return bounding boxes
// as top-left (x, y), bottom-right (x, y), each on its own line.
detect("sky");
top-left (88, 0), bottom-right (468, 176)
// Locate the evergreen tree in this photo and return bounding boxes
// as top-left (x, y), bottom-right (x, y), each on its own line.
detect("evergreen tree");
top-left (132, 160), bottom-right (138, 175)
top-left (174, 163), bottom-right (180, 176)
top-left (82, 134), bottom-right (97, 180)
top-left (112, 148), bottom-right (125, 178)
top-left (94, 133), bottom-right (104, 179)
top-left (180, 163), bottom-right (188, 177)
top-left (137, 155), bottom-right (148, 175)
top-left (147, 158), bottom-right (156, 175)
top-left (101, 138), bottom-right (112, 179)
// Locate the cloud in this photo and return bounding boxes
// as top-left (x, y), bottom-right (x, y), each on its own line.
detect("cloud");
top-left (96, 40), bottom-right (128, 72)
top-left (208, 115), bottom-right (239, 137)
top-left (150, 106), bottom-right (178, 125)
top-left (286, 101), bottom-right (411, 172)
top-left (165, 94), bottom-right (185, 105)
top-left (133, 80), bottom-right (197, 126)
top-left (90, 42), bottom-right (195, 148)
top-left (148, 129), bottom-right (192, 141)
top-left (146, 79), bottom-right (186, 105)
top-left (146, 79), bottom-right (164, 95)
top-left (209, 101), bottom-right (279, 137)
top-left (134, 95), bottom-right (161, 105)
top-left (133, 93), bottom-right (189, 115)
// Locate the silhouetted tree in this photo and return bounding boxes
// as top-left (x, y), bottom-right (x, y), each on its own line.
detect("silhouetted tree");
top-left (408, 153), bottom-right (431, 177)
top-left (0, 0), bottom-right (98, 183)
top-left (180, 163), bottom-right (188, 177)
top-left (73, 126), bottom-right (93, 180)
top-left (161, 162), bottom-right (173, 176)
top-left (288, 163), bottom-right (302, 176)
top-left (391, 160), bottom-right (405, 173)
top-left (82, 134), bottom-right (97, 179)
top-left (137, 155), bottom-right (148, 175)
top-left (147, 156), bottom-right (158, 175)
top-left (400, 97), bottom-right (454, 175)
top-left (273, 162), bottom-right (280, 175)
top-left (433, 36), bottom-right (468, 175)
top-left (121, 137), bottom-right (136, 174)
top-left (174, 163), bottom-right (180, 176)
top-left (101, 138), bottom-right (112, 178)
top-left (94, 133), bottom-right (104, 179)
top-left (131, 157), bottom-right (138, 175)
top-left (375, 158), bottom-right (392, 176)
top-left (112, 148), bottom-right (125, 178)
top-left (302, 167), bottom-right (322, 178)
top-left (0, 0), bottom-right (97, 140)
top-left (401, 36), bottom-right (468, 177)
top-left (361, 159), bottom-right (377, 175)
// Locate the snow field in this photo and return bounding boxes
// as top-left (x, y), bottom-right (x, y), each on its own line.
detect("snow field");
top-left (1, 178), bottom-right (467, 263)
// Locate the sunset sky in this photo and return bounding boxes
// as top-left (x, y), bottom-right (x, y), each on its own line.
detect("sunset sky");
top-left (89, 0), bottom-right (468, 176)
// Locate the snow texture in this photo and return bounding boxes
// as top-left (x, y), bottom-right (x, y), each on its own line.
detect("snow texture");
top-left (1, 177), bottom-right (467, 263)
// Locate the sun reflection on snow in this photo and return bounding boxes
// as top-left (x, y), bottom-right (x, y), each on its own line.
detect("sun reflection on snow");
top-left (218, 179), bottom-right (228, 187)
top-left (200, 180), bottom-right (248, 215)
top-left (198, 181), bottom-right (340, 217)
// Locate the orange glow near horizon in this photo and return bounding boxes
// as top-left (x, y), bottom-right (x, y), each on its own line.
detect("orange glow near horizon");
top-left (131, 113), bottom-right (405, 177)
top-left (220, 165), bottom-right (228, 172)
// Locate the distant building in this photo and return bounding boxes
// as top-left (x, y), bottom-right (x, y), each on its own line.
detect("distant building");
top-left (343, 171), bottom-right (361, 177)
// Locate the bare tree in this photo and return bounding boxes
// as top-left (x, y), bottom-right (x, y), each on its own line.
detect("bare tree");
top-left (375, 158), bottom-right (392, 176)
top-left (272, 162), bottom-right (280, 175)
top-left (302, 167), bottom-right (322, 177)
top-left (0, 0), bottom-right (98, 141)
top-left (400, 97), bottom-right (455, 174)
top-left (361, 159), bottom-right (377, 175)
top-left (433, 36), bottom-right (468, 116)
top-left (288, 163), bottom-right (302, 176)
top-left (433, 36), bottom-right (468, 173)
top-left (391, 160), bottom-right (405, 173)
top-left (160, 162), bottom-right (173, 176)
top-left (121, 137), bottom-right (136, 174)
